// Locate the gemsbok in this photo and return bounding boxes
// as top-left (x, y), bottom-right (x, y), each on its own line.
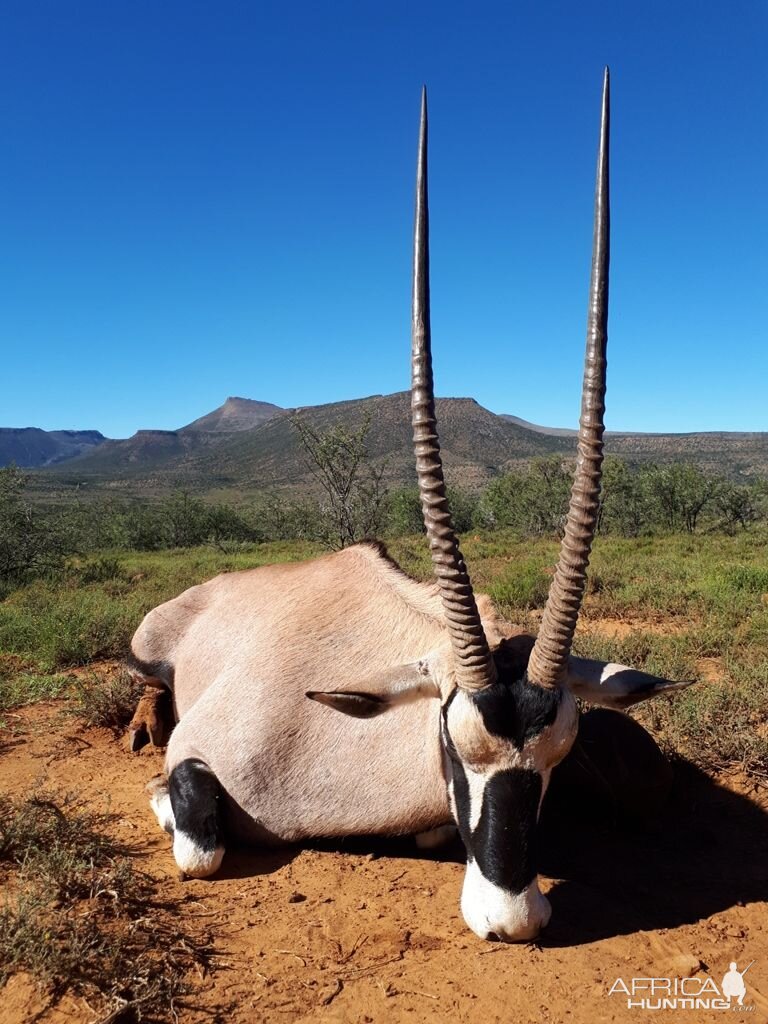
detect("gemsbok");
top-left (128, 70), bottom-right (693, 941)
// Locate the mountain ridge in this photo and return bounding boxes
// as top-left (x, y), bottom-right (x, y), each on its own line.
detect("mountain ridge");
top-left (17, 390), bottom-right (768, 498)
top-left (0, 428), bottom-right (107, 469)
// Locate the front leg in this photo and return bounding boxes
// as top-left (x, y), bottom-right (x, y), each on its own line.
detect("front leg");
top-left (147, 761), bottom-right (225, 879)
top-left (128, 686), bottom-right (174, 751)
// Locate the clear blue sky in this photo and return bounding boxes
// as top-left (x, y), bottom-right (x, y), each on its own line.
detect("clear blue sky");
top-left (2, 1), bottom-right (766, 438)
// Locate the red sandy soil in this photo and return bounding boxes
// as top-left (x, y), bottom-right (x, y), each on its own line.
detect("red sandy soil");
top-left (2, 701), bottom-right (768, 1024)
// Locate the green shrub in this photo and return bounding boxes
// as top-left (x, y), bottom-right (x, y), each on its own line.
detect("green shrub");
top-left (385, 487), bottom-right (425, 537)
top-left (74, 556), bottom-right (125, 584)
top-left (487, 560), bottom-right (551, 613)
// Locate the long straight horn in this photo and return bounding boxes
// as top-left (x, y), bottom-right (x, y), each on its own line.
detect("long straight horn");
top-left (527, 67), bottom-right (611, 689)
top-left (411, 87), bottom-right (496, 692)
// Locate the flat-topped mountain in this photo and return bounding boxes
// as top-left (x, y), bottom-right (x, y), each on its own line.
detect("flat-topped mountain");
top-left (188, 392), bottom-right (571, 493)
top-left (0, 428), bottom-right (107, 468)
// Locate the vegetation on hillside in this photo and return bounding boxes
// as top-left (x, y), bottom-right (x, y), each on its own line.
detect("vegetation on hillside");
top-left (2, 451), bottom-right (767, 582)
top-left (27, 390), bottom-right (768, 500)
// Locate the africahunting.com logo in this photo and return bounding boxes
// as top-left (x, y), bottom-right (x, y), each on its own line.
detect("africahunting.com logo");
top-left (608, 960), bottom-right (756, 1011)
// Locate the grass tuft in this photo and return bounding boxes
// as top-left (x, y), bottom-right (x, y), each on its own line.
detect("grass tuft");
top-left (0, 793), bottom-right (212, 1019)
top-left (487, 560), bottom-right (551, 613)
top-left (68, 667), bottom-right (145, 732)
top-left (0, 666), bottom-right (70, 718)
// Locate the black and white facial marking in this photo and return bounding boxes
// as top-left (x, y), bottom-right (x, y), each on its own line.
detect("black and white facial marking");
top-left (441, 669), bottom-right (578, 942)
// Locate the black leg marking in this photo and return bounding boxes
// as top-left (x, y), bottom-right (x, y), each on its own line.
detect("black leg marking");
top-left (168, 759), bottom-right (225, 877)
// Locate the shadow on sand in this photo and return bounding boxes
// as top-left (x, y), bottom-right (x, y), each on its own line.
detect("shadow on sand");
top-left (538, 755), bottom-right (768, 948)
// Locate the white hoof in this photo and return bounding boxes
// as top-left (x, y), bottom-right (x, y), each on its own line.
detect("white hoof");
top-left (173, 831), bottom-right (225, 878)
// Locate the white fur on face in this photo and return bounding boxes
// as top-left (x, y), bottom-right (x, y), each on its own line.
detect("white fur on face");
top-left (465, 765), bottom-right (486, 832)
top-left (461, 861), bottom-right (552, 941)
top-left (519, 690), bottom-right (579, 773)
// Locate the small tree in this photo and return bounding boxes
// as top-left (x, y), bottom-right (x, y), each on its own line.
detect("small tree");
top-left (714, 482), bottom-right (760, 532)
top-left (206, 502), bottom-right (257, 550)
top-left (292, 413), bottom-right (388, 549)
top-left (386, 487), bottom-right (425, 537)
top-left (478, 456), bottom-right (571, 535)
top-left (642, 464), bottom-right (722, 534)
top-left (160, 491), bottom-right (210, 548)
top-left (597, 458), bottom-right (648, 537)
top-left (447, 486), bottom-right (480, 535)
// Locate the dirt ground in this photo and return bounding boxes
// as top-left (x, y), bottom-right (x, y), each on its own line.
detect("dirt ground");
top-left (2, 702), bottom-right (768, 1024)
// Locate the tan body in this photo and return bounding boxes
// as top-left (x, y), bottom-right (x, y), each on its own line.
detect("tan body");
top-left (132, 543), bottom-right (507, 843)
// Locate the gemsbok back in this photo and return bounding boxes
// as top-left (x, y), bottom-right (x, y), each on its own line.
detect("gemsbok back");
top-left (128, 70), bottom-right (693, 941)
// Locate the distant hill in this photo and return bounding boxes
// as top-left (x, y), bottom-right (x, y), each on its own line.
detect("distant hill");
top-left (179, 396), bottom-right (283, 433)
top-left (52, 429), bottom-right (226, 482)
top-left (36, 393), bottom-right (569, 496)
top-left (0, 428), bottom-right (106, 468)
top-left (17, 391), bottom-right (768, 499)
top-left (605, 430), bottom-right (768, 477)
top-left (186, 393), bottom-right (570, 493)
top-left (500, 414), bottom-right (577, 438)
top-left (3, 397), bottom-right (283, 476)
top-left (499, 414), bottom-right (768, 477)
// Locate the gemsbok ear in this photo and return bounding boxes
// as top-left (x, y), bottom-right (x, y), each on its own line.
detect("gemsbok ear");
top-left (305, 691), bottom-right (392, 718)
top-left (564, 656), bottom-right (695, 710)
top-left (306, 660), bottom-right (441, 718)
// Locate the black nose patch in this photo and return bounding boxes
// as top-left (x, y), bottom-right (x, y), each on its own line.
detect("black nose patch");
top-left (450, 758), bottom-right (542, 895)
top-left (473, 768), bottom-right (542, 892)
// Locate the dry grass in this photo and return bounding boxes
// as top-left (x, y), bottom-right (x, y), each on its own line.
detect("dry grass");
top-left (67, 666), bottom-right (145, 732)
top-left (0, 793), bottom-right (213, 1021)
